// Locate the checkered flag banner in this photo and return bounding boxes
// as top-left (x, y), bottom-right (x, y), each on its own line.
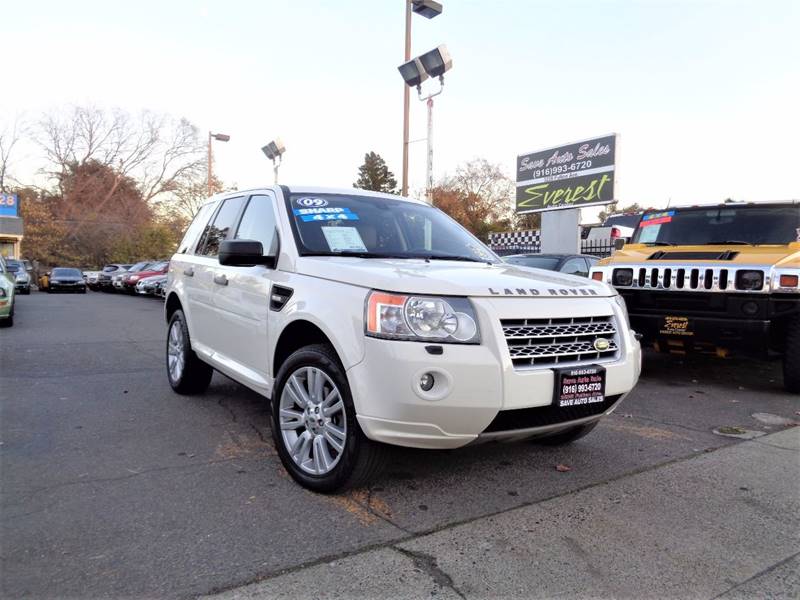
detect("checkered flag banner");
top-left (488, 229), bottom-right (541, 250)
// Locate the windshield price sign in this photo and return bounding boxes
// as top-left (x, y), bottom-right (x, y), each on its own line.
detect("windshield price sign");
top-left (516, 134), bottom-right (616, 213)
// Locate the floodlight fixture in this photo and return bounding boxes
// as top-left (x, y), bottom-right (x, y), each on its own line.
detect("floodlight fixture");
top-left (261, 138), bottom-right (286, 161)
top-left (262, 138), bottom-right (286, 184)
top-left (412, 0), bottom-right (443, 19)
top-left (211, 133), bottom-right (230, 142)
top-left (418, 44), bottom-right (452, 79)
top-left (397, 57), bottom-right (429, 89)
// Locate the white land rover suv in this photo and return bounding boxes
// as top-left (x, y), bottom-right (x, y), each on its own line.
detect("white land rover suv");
top-left (165, 186), bottom-right (641, 491)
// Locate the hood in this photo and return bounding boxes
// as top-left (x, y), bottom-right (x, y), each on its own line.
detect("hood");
top-left (604, 243), bottom-right (800, 267)
top-left (295, 257), bottom-right (613, 298)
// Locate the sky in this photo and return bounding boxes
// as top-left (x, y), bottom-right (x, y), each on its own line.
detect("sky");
top-left (2, 0), bottom-right (799, 219)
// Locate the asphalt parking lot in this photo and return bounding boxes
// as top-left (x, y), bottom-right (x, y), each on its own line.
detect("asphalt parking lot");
top-left (1, 292), bottom-right (798, 599)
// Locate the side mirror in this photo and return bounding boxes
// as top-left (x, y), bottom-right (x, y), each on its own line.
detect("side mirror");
top-left (219, 239), bottom-right (275, 267)
top-left (613, 238), bottom-right (626, 251)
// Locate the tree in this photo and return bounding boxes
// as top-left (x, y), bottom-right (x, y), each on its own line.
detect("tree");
top-left (38, 106), bottom-right (206, 205)
top-left (353, 152), bottom-right (397, 194)
top-left (430, 159), bottom-right (514, 240)
top-left (0, 116), bottom-right (25, 193)
top-left (598, 202), bottom-right (645, 223)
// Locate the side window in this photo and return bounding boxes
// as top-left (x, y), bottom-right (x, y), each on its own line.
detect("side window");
top-left (235, 195), bottom-right (279, 255)
top-left (198, 196), bottom-right (245, 257)
top-left (561, 258), bottom-right (589, 277)
top-left (178, 203), bottom-right (214, 254)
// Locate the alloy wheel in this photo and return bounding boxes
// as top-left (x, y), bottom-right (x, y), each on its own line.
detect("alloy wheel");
top-left (279, 367), bottom-right (347, 475)
top-left (167, 320), bottom-right (185, 382)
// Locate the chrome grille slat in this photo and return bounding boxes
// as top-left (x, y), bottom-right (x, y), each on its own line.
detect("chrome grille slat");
top-left (501, 315), bottom-right (620, 370)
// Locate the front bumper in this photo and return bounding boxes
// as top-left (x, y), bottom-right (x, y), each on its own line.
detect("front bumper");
top-left (348, 297), bottom-right (641, 449)
top-left (621, 290), bottom-right (800, 356)
top-left (50, 282), bottom-right (85, 292)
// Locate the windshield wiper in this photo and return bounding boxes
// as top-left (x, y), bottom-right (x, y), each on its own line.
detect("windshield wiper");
top-left (704, 240), bottom-right (754, 246)
top-left (304, 252), bottom-right (412, 259)
top-left (410, 254), bottom-right (491, 264)
top-left (643, 241), bottom-right (675, 246)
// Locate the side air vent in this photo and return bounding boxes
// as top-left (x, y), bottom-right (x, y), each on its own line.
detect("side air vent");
top-left (270, 285), bottom-right (293, 311)
top-left (647, 251), bottom-right (740, 261)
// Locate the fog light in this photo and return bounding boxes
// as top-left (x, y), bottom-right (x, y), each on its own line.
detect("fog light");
top-left (779, 274), bottom-right (799, 288)
top-left (741, 301), bottom-right (759, 316)
top-left (420, 373), bottom-right (435, 392)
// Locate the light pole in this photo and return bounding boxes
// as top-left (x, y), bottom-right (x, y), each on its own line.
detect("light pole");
top-left (207, 132), bottom-right (230, 196)
top-left (399, 44), bottom-right (452, 202)
top-left (261, 138), bottom-right (286, 184)
top-left (401, 0), bottom-right (443, 197)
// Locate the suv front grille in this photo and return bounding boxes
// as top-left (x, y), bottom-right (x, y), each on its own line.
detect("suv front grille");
top-left (615, 266), bottom-right (767, 293)
top-left (501, 316), bottom-right (620, 369)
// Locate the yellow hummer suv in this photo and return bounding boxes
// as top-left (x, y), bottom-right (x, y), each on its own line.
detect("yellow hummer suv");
top-left (591, 202), bottom-right (800, 393)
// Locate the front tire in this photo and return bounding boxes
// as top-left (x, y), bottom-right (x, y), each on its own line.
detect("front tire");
top-left (783, 316), bottom-right (800, 393)
top-left (166, 310), bottom-right (213, 395)
top-left (533, 421), bottom-right (599, 446)
top-left (271, 344), bottom-right (388, 492)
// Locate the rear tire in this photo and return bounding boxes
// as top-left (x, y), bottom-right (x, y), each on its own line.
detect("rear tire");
top-left (783, 315), bottom-right (800, 393)
top-left (271, 344), bottom-right (388, 492)
top-left (166, 310), bottom-right (213, 395)
top-left (533, 421), bottom-right (599, 446)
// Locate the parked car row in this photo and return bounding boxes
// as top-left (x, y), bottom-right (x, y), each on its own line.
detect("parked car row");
top-left (89, 260), bottom-right (168, 298)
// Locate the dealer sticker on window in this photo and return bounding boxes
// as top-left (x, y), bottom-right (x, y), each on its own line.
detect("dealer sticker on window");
top-left (321, 226), bottom-right (367, 252)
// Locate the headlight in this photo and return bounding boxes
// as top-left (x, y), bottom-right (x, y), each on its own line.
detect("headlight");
top-left (365, 291), bottom-right (480, 344)
top-left (612, 268), bottom-right (634, 287)
top-left (613, 294), bottom-right (630, 327)
top-left (736, 270), bottom-right (764, 291)
top-left (130, 275), bottom-right (140, 282)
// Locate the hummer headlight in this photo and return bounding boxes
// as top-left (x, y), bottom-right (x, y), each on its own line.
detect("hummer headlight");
top-left (735, 270), bottom-right (764, 291)
top-left (365, 291), bottom-right (480, 344)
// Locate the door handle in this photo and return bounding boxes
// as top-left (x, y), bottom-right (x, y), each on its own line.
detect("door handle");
top-left (213, 273), bottom-right (228, 286)
top-left (183, 267), bottom-right (194, 277)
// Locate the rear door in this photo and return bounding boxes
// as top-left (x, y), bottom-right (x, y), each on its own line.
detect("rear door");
top-left (211, 192), bottom-right (280, 388)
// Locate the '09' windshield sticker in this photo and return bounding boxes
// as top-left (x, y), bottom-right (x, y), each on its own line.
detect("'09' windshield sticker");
top-left (295, 197), bottom-right (329, 208)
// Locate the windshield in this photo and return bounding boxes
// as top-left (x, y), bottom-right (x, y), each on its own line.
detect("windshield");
top-left (148, 261), bottom-right (168, 271)
top-left (52, 268), bottom-right (82, 277)
top-left (632, 205), bottom-right (800, 246)
top-left (603, 214), bottom-right (641, 229)
top-left (504, 256), bottom-right (561, 270)
top-left (287, 193), bottom-right (498, 263)
top-left (6, 264), bottom-right (19, 273)
top-left (129, 262), bottom-right (151, 272)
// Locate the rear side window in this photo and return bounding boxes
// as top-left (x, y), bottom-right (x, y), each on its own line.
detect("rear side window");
top-left (197, 196), bottom-right (245, 256)
top-left (178, 203), bottom-right (214, 254)
top-left (235, 195), bottom-right (279, 255)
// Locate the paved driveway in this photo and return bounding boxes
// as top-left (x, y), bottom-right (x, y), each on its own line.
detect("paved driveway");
top-left (1, 292), bottom-right (797, 598)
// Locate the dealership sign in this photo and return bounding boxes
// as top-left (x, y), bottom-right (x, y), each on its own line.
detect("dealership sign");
top-left (0, 193), bottom-right (18, 217)
top-left (516, 134), bottom-right (616, 213)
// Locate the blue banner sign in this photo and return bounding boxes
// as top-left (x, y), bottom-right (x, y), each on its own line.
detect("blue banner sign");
top-left (0, 193), bottom-right (18, 217)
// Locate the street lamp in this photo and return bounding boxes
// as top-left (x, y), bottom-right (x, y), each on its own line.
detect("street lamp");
top-left (261, 138), bottom-right (286, 184)
top-left (402, 0), bottom-right (443, 197)
top-left (207, 132), bottom-right (230, 196)
top-left (398, 44), bottom-right (452, 201)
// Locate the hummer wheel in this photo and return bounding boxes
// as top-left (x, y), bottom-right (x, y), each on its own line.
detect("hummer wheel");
top-left (783, 315), bottom-right (800, 393)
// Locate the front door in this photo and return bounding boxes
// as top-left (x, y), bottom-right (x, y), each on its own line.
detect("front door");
top-left (211, 193), bottom-right (280, 390)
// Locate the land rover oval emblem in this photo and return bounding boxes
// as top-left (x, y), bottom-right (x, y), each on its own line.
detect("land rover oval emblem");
top-left (594, 338), bottom-right (611, 352)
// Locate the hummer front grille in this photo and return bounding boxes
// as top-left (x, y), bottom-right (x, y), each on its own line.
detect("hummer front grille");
top-left (612, 265), bottom-right (769, 293)
top-left (501, 316), bottom-right (620, 369)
